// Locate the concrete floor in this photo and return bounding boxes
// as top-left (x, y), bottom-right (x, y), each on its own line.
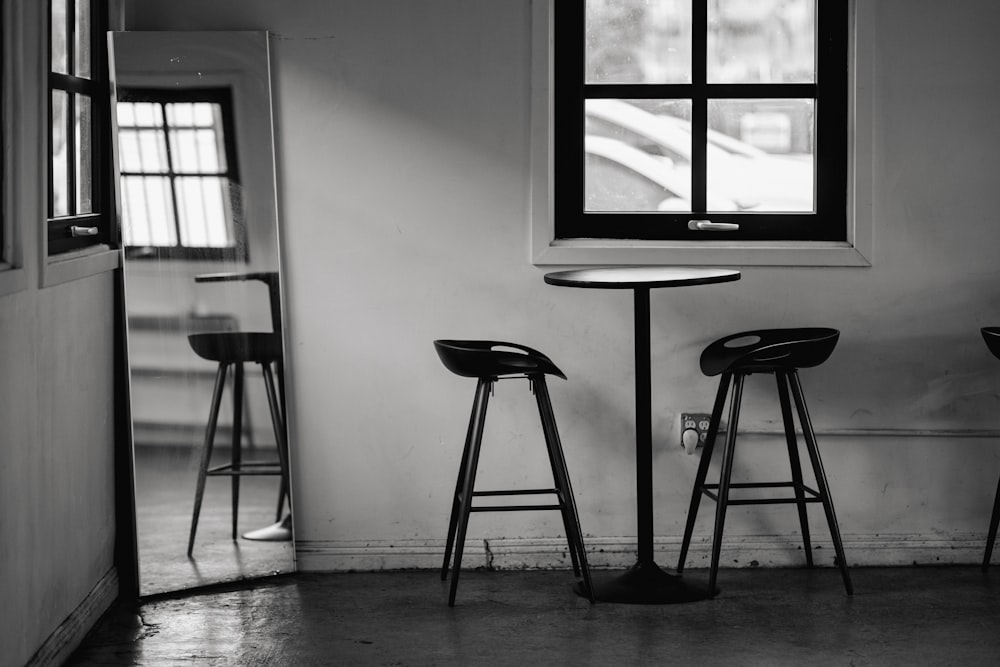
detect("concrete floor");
top-left (133, 446), bottom-right (294, 596)
top-left (69, 565), bottom-right (1000, 665)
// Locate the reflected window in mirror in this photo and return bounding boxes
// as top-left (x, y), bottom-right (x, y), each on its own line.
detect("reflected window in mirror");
top-left (116, 88), bottom-right (246, 262)
top-left (48, 0), bottom-right (111, 254)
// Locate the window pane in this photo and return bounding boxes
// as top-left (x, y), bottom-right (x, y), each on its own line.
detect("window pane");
top-left (169, 129), bottom-right (222, 173)
top-left (51, 0), bottom-right (68, 75)
top-left (191, 103), bottom-right (217, 127)
top-left (708, 0), bottom-right (815, 84)
top-left (121, 176), bottom-right (176, 246)
top-left (585, 98), bottom-right (692, 212)
top-left (707, 99), bottom-right (815, 212)
top-left (132, 102), bottom-right (165, 128)
top-left (586, 0), bottom-right (691, 84)
top-left (75, 0), bottom-right (92, 78)
top-left (167, 103), bottom-right (225, 173)
top-left (52, 91), bottom-right (70, 216)
top-left (176, 177), bottom-right (232, 247)
top-left (75, 94), bottom-right (93, 213)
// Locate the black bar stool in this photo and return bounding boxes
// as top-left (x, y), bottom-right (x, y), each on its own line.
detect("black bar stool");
top-left (433, 340), bottom-right (594, 606)
top-left (186, 273), bottom-right (290, 556)
top-left (676, 327), bottom-right (853, 596)
top-left (980, 327), bottom-right (1000, 571)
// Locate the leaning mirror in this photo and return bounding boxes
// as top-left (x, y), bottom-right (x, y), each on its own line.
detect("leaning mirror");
top-left (110, 31), bottom-right (294, 596)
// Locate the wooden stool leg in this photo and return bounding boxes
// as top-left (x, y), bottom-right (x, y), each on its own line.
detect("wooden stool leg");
top-left (776, 371), bottom-right (813, 566)
top-left (789, 371), bottom-right (853, 595)
top-left (709, 373), bottom-right (744, 597)
top-left (534, 377), bottom-right (594, 603)
top-left (442, 379), bottom-right (488, 580)
top-left (678, 372), bottom-right (731, 573)
top-left (188, 363), bottom-right (229, 556)
top-left (983, 474), bottom-right (1000, 571)
top-left (231, 363), bottom-right (245, 540)
top-left (449, 378), bottom-right (491, 606)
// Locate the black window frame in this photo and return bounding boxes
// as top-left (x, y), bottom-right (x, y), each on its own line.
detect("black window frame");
top-left (115, 86), bottom-right (246, 262)
top-left (554, 0), bottom-right (849, 242)
top-left (48, 0), bottom-right (112, 255)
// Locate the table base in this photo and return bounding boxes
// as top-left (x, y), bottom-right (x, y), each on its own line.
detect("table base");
top-left (574, 561), bottom-right (711, 604)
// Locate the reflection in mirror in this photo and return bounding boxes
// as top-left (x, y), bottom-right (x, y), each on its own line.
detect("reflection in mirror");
top-left (110, 31), bottom-right (294, 597)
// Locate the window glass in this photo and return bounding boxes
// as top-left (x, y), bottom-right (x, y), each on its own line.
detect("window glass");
top-left (707, 99), bottom-right (815, 212)
top-left (175, 177), bottom-right (230, 247)
top-left (75, 94), bottom-right (94, 213)
top-left (51, 0), bottom-right (68, 75)
top-left (121, 176), bottom-right (176, 247)
top-left (74, 0), bottom-right (92, 78)
top-left (707, 0), bottom-right (815, 83)
top-left (586, 0), bottom-right (692, 84)
top-left (52, 90), bottom-right (70, 217)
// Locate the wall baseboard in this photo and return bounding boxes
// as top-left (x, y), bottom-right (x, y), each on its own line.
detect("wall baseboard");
top-left (294, 533), bottom-right (988, 572)
top-left (25, 568), bottom-right (119, 667)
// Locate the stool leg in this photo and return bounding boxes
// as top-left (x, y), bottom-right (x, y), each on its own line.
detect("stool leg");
top-left (265, 363), bottom-right (288, 520)
top-left (261, 361), bottom-right (292, 518)
top-left (709, 372), bottom-right (745, 597)
top-left (678, 372), bottom-right (732, 573)
top-left (448, 378), bottom-right (491, 606)
top-left (789, 371), bottom-right (853, 595)
top-left (533, 379), bottom-right (580, 576)
top-left (189, 363), bottom-right (229, 556)
top-left (776, 371), bottom-right (813, 567)
top-left (983, 474), bottom-right (1000, 571)
top-left (534, 376), bottom-right (595, 603)
top-left (231, 363), bottom-right (245, 540)
top-left (442, 379), bottom-right (488, 581)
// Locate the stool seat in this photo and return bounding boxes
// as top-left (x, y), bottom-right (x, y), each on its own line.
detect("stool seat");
top-left (434, 339), bottom-right (566, 379)
top-left (700, 327), bottom-right (839, 376)
top-left (434, 339), bottom-right (592, 606)
top-left (188, 332), bottom-right (283, 364)
top-left (678, 327), bottom-right (852, 597)
top-left (982, 327), bottom-right (1000, 360)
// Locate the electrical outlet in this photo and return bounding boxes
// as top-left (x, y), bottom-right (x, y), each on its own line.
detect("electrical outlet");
top-left (680, 412), bottom-right (713, 453)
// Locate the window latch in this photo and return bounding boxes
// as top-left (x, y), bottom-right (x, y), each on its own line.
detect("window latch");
top-left (70, 226), bottom-right (99, 237)
top-left (688, 220), bottom-right (740, 232)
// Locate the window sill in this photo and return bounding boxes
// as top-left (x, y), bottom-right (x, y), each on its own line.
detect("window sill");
top-left (42, 245), bottom-right (121, 288)
top-left (532, 238), bottom-right (872, 268)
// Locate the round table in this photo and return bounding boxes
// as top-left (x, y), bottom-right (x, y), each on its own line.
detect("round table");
top-left (544, 266), bottom-right (741, 603)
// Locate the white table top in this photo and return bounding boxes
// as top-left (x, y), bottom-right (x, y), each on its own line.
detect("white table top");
top-left (543, 266), bottom-right (741, 289)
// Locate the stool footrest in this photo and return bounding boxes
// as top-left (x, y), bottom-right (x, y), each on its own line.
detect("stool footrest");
top-left (465, 489), bottom-right (567, 513)
top-left (473, 488), bottom-right (559, 497)
top-left (470, 504), bottom-right (564, 512)
top-left (207, 461), bottom-right (284, 476)
top-left (701, 481), bottom-right (821, 505)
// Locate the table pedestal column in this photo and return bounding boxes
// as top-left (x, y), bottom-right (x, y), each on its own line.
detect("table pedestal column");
top-left (576, 287), bottom-right (710, 604)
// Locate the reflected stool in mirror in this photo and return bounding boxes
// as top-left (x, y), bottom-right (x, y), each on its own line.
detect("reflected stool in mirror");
top-left (186, 272), bottom-right (290, 556)
top-left (433, 340), bottom-right (594, 606)
top-left (676, 328), bottom-right (853, 596)
top-left (980, 327), bottom-right (1000, 570)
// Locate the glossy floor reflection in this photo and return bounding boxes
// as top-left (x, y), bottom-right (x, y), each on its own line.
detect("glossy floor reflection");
top-left (71, 566), bottom-right (1000, 665)
top-left (134, 446), bottom-right (293, 596)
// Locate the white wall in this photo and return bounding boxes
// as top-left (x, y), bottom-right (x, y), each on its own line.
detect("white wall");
top-left (1, 4), bottom-right (117, 663)
top-left (124, 0), bottom-right (1000, 571)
